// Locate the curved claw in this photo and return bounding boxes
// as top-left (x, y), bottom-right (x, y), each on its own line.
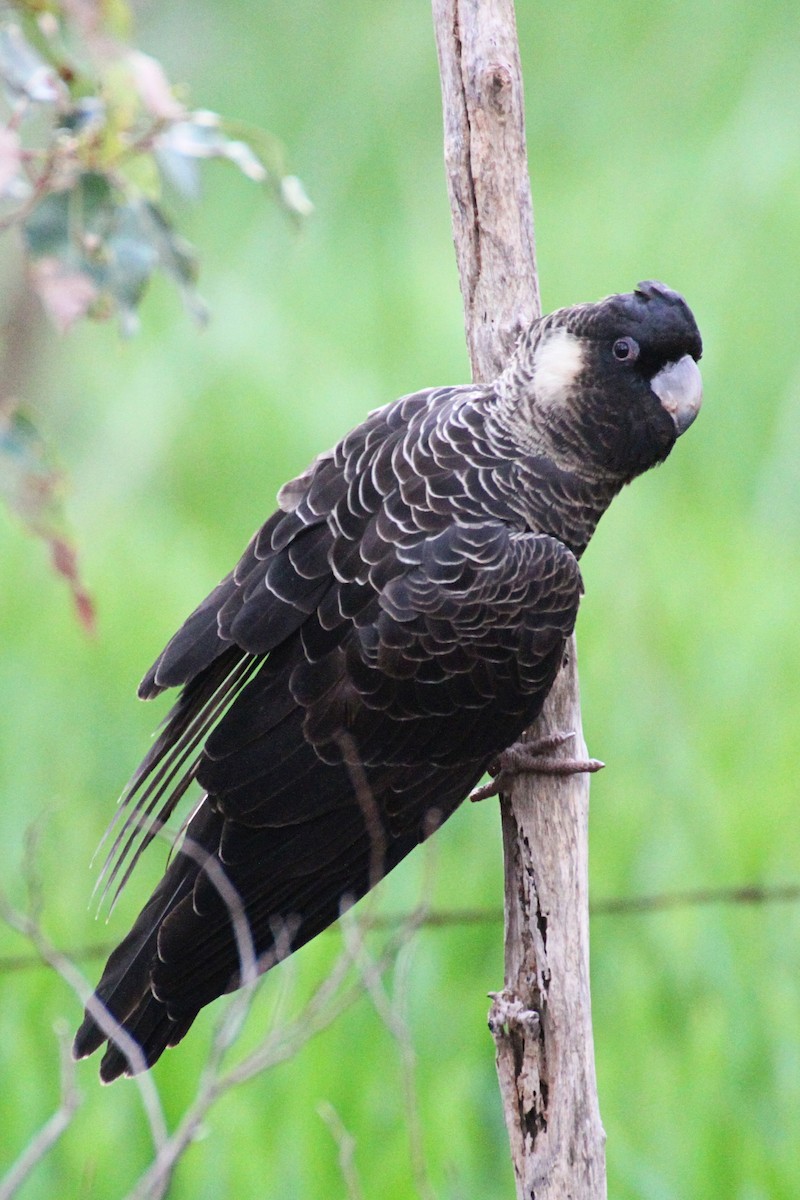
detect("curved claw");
top-left (471, 731), bottom-right (604, 802)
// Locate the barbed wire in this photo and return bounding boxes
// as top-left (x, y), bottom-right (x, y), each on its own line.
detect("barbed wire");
top-left (2, 882), bottom-right (798, 975)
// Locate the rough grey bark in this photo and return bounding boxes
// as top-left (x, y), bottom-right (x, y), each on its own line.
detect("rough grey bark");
top-left (431, 2), bottom-right (607, 1196)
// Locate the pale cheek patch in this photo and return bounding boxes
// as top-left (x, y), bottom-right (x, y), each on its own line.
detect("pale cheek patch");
top-left (530, 330), bottom-right (585, 407)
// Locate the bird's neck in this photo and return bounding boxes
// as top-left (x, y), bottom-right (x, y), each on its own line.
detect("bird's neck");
top-left (477, 403), bottom-right (622, 556)
top-left (511, 454), bottom-right (622, 558)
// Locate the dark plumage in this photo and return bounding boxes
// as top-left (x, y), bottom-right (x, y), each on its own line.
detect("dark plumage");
top-left (75, 281), bottom-right (702, 1080)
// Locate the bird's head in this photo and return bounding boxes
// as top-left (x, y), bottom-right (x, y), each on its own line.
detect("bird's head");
top-left (498, 281), bottom-right (703, 483)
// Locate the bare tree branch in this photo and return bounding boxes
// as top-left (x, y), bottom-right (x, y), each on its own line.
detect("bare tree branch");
top-left (432, 1), bottom-right (607, 1195)
top-left (432, 0), bottom-right (539, 378)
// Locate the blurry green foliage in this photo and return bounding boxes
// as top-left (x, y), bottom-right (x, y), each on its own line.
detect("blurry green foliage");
top-left (0, 0), bottom-right (310, 632)
top-left (0, 0), bottom-right (309, 332)
top-left (1, 1), bottom-right (800, 1199)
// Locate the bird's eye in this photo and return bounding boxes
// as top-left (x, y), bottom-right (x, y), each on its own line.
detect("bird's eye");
top-left (612, 336), bottom-right (639, 362)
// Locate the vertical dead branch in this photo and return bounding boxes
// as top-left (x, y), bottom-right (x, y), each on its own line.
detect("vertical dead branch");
top-left (432, 2), bottom-right (607, 1197)
top-left (432, 0), bottom-right (539, 378)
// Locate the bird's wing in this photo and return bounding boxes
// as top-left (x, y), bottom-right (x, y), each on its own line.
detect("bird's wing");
top-left (135, 381), bottom-right (463, 700)
top-left (100, 385), bottom-right (490, 896)
top-left (79, 521), bottom-right (581, 1079)
top-left (97, 404), bottom-right (402, 897)
top-left (135, 459), bottom-right (338, 699)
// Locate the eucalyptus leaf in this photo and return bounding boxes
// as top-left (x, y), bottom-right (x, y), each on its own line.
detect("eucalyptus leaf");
top-left (22, 187), bottom-right (72, 258)
top-left (137, 200), bottom-right (208, 323)
top-left (280, 174), bottom-right (314, 218)
top-left (0, 21), bottom-right (63, 104)
top-left (154, 143), bottom-right (202, 200)
top-left (158, 111), bottom-right (266, 182)
top-left (101, 201), bottom-right (159, 326)
top-left (218, 116), bottom-right (287, 178)
top-left (22, 172), bottom-right (116, 259)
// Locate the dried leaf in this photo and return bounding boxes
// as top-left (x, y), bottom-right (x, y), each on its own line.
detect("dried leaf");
top-left (49, 533), bottom-right (96, 633)
top-left (0, 404), bottom-right (95, 633)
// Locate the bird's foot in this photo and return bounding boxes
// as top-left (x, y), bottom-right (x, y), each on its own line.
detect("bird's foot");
top-left (470, 732), bottom-right (604, 802)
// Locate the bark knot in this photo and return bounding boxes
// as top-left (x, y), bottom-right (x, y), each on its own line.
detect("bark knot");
top-left (481, 61), bottom-right (513, 117)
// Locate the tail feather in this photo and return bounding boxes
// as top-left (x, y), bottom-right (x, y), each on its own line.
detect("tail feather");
top-left (74, 713), bottom-right (486, 1079)
top-left (73, 807), bottom-right (223, 1068)
top-left (99, 998), bottom-right (196, 1083)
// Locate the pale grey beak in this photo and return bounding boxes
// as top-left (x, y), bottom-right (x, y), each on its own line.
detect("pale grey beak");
top-left (651, 354), bottom-right (703, 435)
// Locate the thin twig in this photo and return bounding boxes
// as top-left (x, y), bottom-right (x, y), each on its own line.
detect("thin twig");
top-left (0, 887), bottom-right (168, 1150)
top-left (0, 140), bottom-right (62, 234)
top-left (123, 897), bottom-right (427, 1200)
top-left (0, 1023), bottom-right (82, 1200)
top-left (318, 1103), bottom-right (366, 1200)
top-left (339, 919), bottom-right (436, 1200)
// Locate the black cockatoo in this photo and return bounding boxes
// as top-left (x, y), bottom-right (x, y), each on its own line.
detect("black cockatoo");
top-left (74, 281), bottom-right (702, 1081)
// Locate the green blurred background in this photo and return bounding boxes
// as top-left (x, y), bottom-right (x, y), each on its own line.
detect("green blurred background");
top-left (2, 1), bottom-right (800, 1196)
